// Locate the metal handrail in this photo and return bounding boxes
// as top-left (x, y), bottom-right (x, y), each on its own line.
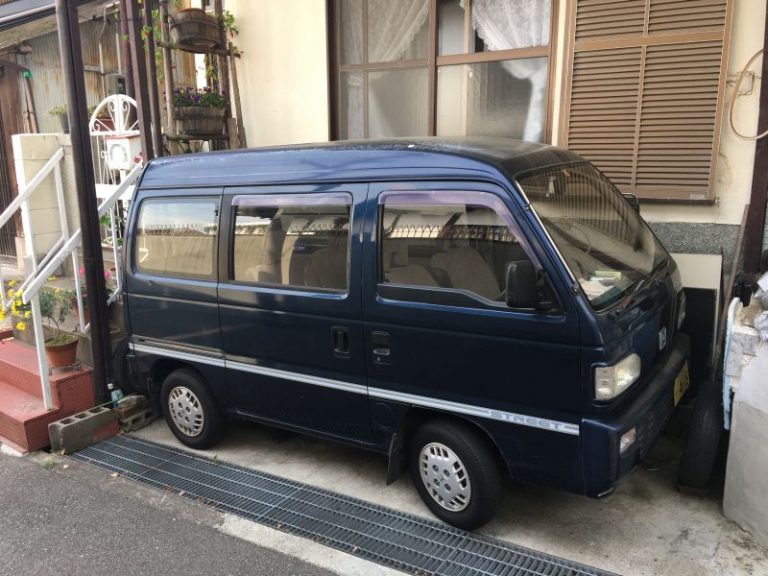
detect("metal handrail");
top-left (21, 162), bottom-right (142, 304)
top-left (3, 144), bottom-right (141, 411)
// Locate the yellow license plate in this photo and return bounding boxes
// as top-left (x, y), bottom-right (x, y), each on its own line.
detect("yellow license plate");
top-left (673, 362), bottom-right (690, 406)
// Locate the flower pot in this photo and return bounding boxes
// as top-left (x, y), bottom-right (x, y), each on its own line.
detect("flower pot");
top-left (57, 112), bottom-right (69, 134)
top-left (11, 314), bottom-right (35, 346)
top-left (45, 336), bottom-right (79, 368)
top-left (175, 106), bottom-right (226, 136)
top-left (170, 8), bottom-right (221, 48)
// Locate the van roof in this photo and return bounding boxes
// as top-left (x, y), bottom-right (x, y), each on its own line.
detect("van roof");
top-left (139, 137), bottom-right (584, 189)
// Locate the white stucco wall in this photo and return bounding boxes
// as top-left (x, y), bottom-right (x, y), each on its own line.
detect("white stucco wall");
top-left (228, 0), bottom-right (329, 147)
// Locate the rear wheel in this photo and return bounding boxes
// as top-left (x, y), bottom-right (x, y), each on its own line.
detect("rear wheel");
top-left (410, 419), bottom-right (501, 530)
top-left (161, 368), bottom-right (226, 449)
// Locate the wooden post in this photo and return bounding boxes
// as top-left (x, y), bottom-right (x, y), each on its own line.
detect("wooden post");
top-left (213, 0), bottom-right (231, 148)
top-left (159, 0), bottom-right (176, 138)
top-left (229, 49), bottom-right (246, 148)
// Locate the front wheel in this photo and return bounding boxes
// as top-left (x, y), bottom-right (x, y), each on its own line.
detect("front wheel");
top-left (410, 419), bottom-right (501, 530)
top-left (161, 368), bottom-right (226, 449)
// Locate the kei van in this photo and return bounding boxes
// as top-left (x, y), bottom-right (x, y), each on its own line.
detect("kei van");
top-left (122, 138), bottom-right (690, 529)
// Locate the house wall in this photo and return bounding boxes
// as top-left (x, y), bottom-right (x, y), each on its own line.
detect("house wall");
top-left (228, 0), bottom-right (329, 147)
top-left (228, 0), bottom-right (765, 265)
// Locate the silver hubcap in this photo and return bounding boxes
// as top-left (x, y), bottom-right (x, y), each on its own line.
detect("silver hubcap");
top-left (168, 386), bottom-right (205, 437)
top-left (419, 442), bottom-right (472, 512)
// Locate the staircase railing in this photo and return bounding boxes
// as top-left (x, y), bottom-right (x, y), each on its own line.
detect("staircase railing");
top-left (0, 145), bottom-right (141, 410)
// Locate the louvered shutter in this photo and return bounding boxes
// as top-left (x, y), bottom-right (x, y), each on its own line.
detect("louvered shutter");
top-left (563, 0), bottom-right (732, 201)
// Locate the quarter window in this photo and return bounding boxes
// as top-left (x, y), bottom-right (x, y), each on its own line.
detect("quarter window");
top-left (379, 192), bottom-right (531, 303)
top-left (135, 198), bottom-right (218, 278)
top-left (232, 194), bottom-right (351, 292)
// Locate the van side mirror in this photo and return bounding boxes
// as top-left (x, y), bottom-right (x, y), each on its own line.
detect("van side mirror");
top-left (505, 260), bottom-right (539, 309)
top-left (622, 192), bottom-right (640, 212)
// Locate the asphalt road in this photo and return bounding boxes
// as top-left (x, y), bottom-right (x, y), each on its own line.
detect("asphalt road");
top-left (0, 452), bottom-right (337, 576)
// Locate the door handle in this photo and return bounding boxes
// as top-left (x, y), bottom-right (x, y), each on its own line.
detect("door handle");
top-left (371, 331), bottom-right (391, 365)
top-left (331, 326), bottom-right (350, 359)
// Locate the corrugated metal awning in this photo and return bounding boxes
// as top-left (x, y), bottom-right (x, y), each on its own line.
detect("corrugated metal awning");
top-left (0, 0), bottom-right (103, 31)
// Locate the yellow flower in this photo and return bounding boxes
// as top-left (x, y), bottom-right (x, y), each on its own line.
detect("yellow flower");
top-left (24, 311), bottom-right (30, 319)
top-left (54, 288), bottom-right (61, 294)
top-left (15, 321), bottom-right (25, 331)
top-left (6, 289), bottom-right (13, 297)
top-left (0, 311), bottom-right (4, 321)
top-left (48, 276), bottom-right (56, 281)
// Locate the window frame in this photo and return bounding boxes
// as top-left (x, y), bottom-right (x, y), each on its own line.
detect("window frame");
top-left (133, 196), bottom-right (220, 281)
top-left (228, 192), bottom-right (354, 295)
top-left (328, 0), bottom-right (560, 141)
top-left (375, 189), bottom-right (542, 311)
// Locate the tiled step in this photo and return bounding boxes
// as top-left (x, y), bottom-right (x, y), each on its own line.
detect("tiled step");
top-left (0, 380), bottom-right (62, 451)
top-left (0, 338), bottom-right (46, 397)
top-left (0, 339), bottom-right (95, 452)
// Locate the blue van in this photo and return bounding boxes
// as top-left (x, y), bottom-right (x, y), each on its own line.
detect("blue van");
top-left (123, 138), bottom-right (689, 529)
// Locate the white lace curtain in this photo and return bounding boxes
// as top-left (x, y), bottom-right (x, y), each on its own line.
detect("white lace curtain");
top-left (342, 0), bottom-right (430, 138)
top-left (468, 0), bottom-right (551, 141)
top-left (341, 0), bottom-right (550, 141)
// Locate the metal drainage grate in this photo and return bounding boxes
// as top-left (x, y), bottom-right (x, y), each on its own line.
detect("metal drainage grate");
top-left (72, 435), bottom-right (619, 576)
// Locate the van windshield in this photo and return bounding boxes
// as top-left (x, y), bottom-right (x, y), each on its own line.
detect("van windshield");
top-left (516, 162), bottom-right (668, 310)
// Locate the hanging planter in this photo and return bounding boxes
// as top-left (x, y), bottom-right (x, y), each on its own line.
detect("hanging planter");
top-left (172, 87), bottom-right (227, 136)
top-left (170, 8), bottom-right (221, 49)
top-left (175, 106), bottom-right (226, 136)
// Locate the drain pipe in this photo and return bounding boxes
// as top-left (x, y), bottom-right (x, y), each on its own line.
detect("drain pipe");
top-left (55, 0), bottom-right (113, 404)
top-left (21, 70), bottom-right (38, 133)
top-left (722, 297), bottom-right (741, 430)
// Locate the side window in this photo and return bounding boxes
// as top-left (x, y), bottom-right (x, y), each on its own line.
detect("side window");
top-left (232, 193), bottom-right (351, 292)
top-left (135, 198), bottom-right (218, 278)
top-left (379, 192), bottom-right (531, 303)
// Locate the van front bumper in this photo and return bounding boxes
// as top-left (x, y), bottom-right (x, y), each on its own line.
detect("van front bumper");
top-left (580, 333), bottom-right (690, 497)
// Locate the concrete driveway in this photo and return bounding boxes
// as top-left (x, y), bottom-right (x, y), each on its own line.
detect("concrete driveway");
top-left (132, 415), bottom-right (767, 576)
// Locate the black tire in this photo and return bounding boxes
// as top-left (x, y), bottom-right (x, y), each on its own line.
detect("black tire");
top-left (410, 419), bottom-right (501, 530)
top-left (678, 378), bottom-right (722, 489)
top-left (160, 368), bottom-right (226, 449)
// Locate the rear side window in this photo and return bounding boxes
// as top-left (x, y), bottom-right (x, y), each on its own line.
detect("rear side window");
top-left (135, 198), bottom-right (218, 279)
top-left (379, 191), bottom-right (531, 303)
top-left (232, 193), bottom-right (351, 292)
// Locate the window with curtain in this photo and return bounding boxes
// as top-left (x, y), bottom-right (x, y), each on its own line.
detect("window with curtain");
top-left (334, 0), bottom-right (554, 142)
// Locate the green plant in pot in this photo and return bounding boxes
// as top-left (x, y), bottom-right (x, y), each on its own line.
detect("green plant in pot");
top-left (49, 104), bottom-right (69, 134)
top-left (173, 86), bottom-right (226, 136)
top-left (39, 288), bottom-right (79, 368)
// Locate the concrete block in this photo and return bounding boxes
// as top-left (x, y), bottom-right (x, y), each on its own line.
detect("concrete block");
top-left (48, 407), bottom-right (118, 455)
top-left (119, 409), bottom-right (156, 433)
top-left (724, 401), bottom-right (768, 547)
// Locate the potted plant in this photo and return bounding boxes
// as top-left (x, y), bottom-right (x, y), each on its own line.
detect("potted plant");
top-left (74, 267), bottom-right (115, 328)
top-left (4, 282), bottom-right (34, 345)
top-left (49, 105), bottom-right (68, 134)
top-left (88, 104), bottom-right (116, 132)
top-left (173, 86), bottom-right (226, 135)
top-left (169, 7), bottom-right (220, 48)
top-left (39, 288), bottom-right (79, 368)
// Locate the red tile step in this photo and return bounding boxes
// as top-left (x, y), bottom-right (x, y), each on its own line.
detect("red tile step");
top-left (0, 338), bottom-right (94, 452)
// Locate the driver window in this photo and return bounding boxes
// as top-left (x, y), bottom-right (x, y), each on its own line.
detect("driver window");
top-left (379, 195), bottom-right (531, 303)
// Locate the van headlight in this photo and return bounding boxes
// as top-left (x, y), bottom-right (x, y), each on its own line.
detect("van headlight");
top-left (595, 354), bottom-right (641, 400)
